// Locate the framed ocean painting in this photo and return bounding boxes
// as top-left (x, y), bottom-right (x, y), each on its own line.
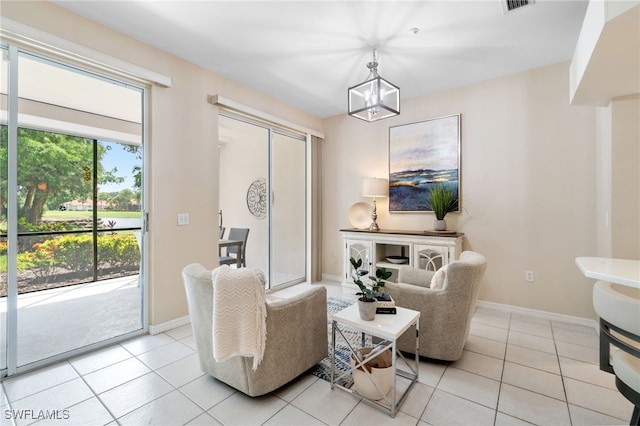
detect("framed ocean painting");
top-left (388, 114), bottom-right (460, 212)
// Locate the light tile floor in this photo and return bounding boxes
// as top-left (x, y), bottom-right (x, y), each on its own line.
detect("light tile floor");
top-left (0, 281), bottom-right (634, 426)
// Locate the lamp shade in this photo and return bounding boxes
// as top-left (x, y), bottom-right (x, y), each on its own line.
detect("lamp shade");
top-left (362, 178), bottom-right (389, 198)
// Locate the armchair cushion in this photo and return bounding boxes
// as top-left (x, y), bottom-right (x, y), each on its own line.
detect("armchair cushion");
top-left (397, 266), bottom-right (435, 288)
top-left (430, 266), bottom-right (448, 290)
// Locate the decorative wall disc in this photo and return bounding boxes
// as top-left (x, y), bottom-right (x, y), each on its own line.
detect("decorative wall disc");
top-left (247, 178), bottom-right (267, 218)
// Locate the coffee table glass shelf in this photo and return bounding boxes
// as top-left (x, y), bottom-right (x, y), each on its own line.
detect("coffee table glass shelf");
top-left (330, 304), bottom-right (420, 417)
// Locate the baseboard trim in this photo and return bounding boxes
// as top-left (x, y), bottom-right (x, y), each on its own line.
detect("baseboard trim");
top-left (321, 273), bottom-right (341, 282)
top-left (148, 291), bottom-right (598, 336)
top-left (476, 300), bottom-right (598, 333)
top-left (149, 315), bottom-right (190, 335)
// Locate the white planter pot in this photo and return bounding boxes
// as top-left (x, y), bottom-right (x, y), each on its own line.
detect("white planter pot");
top-left (434, 219), bottom-right (447, 231)
top-left (357, 298), bottom-right (377, 321)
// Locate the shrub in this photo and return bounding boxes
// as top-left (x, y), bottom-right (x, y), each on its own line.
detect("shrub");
top-left (16, 241), bottom-right (57, 282)
top-left (98, 234), bottom-right (140, 270)
top-left (53, 235), bottom-right (94, 275)
top-left (16, 232), bottom-right (140, 281)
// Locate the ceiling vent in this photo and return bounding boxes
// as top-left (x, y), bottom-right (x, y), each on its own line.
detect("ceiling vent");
top-left (503, 0), bottom-right (534, 13)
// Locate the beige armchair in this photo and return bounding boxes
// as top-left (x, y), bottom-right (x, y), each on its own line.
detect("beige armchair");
top-left (182, 263), bottom-right (328, 396)
top-left (384, 251), bottom-right (487, 361)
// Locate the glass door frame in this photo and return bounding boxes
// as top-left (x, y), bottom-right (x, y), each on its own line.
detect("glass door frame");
top-left (269, 128), bottom-right (308, 290)
top-left (218, 112), bottom-right (312, 291)
top-left (2, 44), bottom-right (149, 378)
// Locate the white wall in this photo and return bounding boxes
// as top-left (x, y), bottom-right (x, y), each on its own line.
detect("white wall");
top-left (322, 62), bottom-right (601, 319)
top-left (610, 96), bottom-right (640, 258)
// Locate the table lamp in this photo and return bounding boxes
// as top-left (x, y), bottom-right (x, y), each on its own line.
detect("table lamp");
top-left (362, 177), bottom-right (389, 231)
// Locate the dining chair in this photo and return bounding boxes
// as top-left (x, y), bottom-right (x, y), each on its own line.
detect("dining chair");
top-left (219, 228), bottom-right (249, 267)
top-left (593, 280), bottom-right (640, 425)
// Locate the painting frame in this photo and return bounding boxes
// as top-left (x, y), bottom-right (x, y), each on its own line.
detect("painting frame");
top-left (388, 114), bottom-right (461, 213)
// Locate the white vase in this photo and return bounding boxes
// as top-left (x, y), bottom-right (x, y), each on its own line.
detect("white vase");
top-left (357, 298), bottom-right (377, 321)
top-left (434, 219), bottom-right (447, 231)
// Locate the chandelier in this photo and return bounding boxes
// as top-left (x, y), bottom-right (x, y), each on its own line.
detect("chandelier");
top-left (348, 47), bottom-right (400, 122)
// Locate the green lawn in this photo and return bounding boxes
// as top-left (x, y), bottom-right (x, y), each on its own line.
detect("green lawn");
top-left (43, 210), bottom-right (141, 219)
top-left (0, 210), bottom-right (141, 232)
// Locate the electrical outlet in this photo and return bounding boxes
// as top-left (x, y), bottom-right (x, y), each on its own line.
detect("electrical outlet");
top-left (177, 213), bottom-right (190, 226)
top-left (525, 271), bottom-right (535, 282)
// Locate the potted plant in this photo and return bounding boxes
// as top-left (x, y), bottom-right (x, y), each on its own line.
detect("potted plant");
top-left (428, 184), bottom-right (458, 231)
top-left (350, 257), bottom-right (392, 320)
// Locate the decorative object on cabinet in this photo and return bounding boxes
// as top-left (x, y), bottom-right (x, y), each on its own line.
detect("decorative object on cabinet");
top-left (348, 202), bottom-right (372, 229)
top-left (428, 183), bottom-right (459, 231)
top-left (385, 256), bottom-right (409, 264)
top-left (389, 114), bottom-right (460, 212)
top-left (247, 178), bottom-right (267, 218)
top-left (347, 47), bottom-right (400, 123)
top-left (362, 177), bottom-right (389, 231)
top-left (341, 228), bottom-right (464, 291)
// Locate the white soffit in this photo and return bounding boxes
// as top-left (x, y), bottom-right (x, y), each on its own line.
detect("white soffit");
top-left (0, 110), bottom-right (142, 145)
top-left (17, 54), bottom-right (142, 124)
top-left (1, 53), bottom-right (143, 144)
top-left (570, 2), bottom-right (640, 105)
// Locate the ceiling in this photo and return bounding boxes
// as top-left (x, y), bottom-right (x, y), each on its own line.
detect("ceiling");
top-left (53, 0), bottom-right (589, 119)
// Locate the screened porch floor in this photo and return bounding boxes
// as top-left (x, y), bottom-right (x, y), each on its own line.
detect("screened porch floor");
top-left (0, 274), bottom-right (142, 368)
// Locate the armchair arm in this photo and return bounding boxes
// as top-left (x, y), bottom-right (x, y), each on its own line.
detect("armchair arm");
top-left (385, 281), bottom-right (446, 316)
top-left (240, 285), bottom-right (328, 395)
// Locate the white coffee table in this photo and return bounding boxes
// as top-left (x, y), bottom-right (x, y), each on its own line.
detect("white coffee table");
top-left (330, 303), bottom-right (420, 417)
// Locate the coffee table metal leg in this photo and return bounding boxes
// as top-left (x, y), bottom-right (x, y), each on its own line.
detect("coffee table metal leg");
top-left (415, 319), bottom-right (420, 382)
top-left (391, 340), bottom-right (397, 417)
top-left (331, 320), bottom-right (336, 389)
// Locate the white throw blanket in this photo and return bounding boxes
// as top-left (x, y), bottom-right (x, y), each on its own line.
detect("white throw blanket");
top-left (212, 265), bottom-right (267, 371)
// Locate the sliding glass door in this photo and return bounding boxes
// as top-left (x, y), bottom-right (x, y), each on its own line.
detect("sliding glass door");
top-left (218, 115), bottom-right (307, 289)
top-left (1, 47), bottom-right (145, 375)
top-left (270, 130), bottom-right (306, 287)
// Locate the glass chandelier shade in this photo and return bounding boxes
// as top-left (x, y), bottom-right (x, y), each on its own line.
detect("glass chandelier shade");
top-left (348, 48), bottom-right (400, 122)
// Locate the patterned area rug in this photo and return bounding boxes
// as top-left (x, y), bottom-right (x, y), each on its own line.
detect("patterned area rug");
top-left (310, 296), bottom-right (371, 388)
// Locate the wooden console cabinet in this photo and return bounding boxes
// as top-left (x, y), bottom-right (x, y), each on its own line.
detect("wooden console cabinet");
top-left (340, 228), bottom-right (464, 291)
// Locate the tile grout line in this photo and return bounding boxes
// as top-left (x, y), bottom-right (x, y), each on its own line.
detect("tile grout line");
top-left (68, 355), bottom-right (119, 425)
top-left (492, 310), bottom-right (511, 426)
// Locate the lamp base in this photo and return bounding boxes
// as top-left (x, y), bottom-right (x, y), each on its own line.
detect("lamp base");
top-left (369, 199), bottom-right (380, 231)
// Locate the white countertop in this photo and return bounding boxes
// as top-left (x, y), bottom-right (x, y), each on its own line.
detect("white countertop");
top-left (575, 257), bottom-right (640, 289)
